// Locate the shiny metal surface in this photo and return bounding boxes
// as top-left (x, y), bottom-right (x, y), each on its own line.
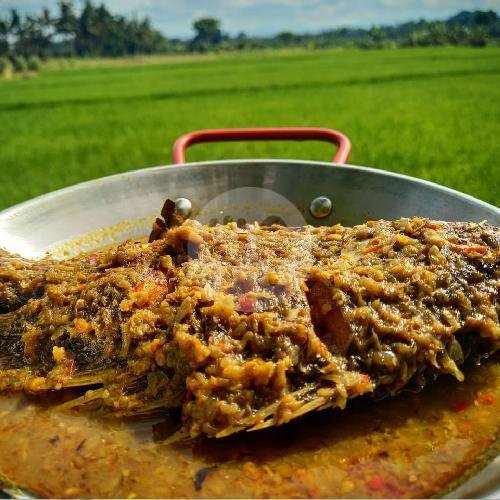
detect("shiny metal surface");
top-left (174, 197), bottom-right (193, 218)
top-left (309, 195), bottom-right (333, 219)
top-left (0, 159), bottom-right (498, 498)
top-left (0, 160), bottom-right (498, 258)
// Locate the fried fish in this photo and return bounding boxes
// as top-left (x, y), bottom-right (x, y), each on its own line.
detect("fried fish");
top-left (0, 215), bottom-right (498, 438)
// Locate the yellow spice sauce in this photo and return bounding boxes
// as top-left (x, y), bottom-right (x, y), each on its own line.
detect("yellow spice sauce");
top-left (0, 358), bottom-right (498, 498)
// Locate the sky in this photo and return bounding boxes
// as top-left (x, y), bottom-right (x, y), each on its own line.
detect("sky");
top-left (1, 0), bottom-right (500, 38)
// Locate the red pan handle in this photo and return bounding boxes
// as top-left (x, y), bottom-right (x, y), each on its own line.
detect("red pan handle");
top-left (172, 127), bottom-right (351, 164)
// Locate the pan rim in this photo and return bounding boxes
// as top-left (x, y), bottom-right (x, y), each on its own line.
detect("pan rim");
top-left (0, 159), bottom-right (498, 221)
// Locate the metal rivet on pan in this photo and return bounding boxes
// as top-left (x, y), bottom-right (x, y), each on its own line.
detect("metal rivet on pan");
top-left (175, 198), bottom-right (192, 217)
top-left (309, 196), bottom-right (332, 219)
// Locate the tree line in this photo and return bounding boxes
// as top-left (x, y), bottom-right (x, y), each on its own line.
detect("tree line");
top-left (0, 1), bottom-right (169, 60)
top-left (238, 10), bottom-right (500, 51)
top-left (1, 2), bottom-right (499, 73)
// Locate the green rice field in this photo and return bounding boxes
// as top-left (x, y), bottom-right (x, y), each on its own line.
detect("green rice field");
top-left (0, 46), bottom-right (499, 210)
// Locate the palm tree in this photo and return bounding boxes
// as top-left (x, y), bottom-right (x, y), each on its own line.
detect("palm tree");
top-left (0, 17), bottom-right (9, 56)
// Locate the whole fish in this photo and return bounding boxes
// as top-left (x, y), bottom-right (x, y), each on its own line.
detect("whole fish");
top-left (0, 215), bottom-right (498, 438)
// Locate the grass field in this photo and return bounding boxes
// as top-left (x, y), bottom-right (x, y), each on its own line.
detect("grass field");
top-left (0, 46), bottom-right (499, 210)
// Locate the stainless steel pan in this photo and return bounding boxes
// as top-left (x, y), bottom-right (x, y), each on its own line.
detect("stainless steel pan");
top-left (0, 127), bottom-right (498, 498)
